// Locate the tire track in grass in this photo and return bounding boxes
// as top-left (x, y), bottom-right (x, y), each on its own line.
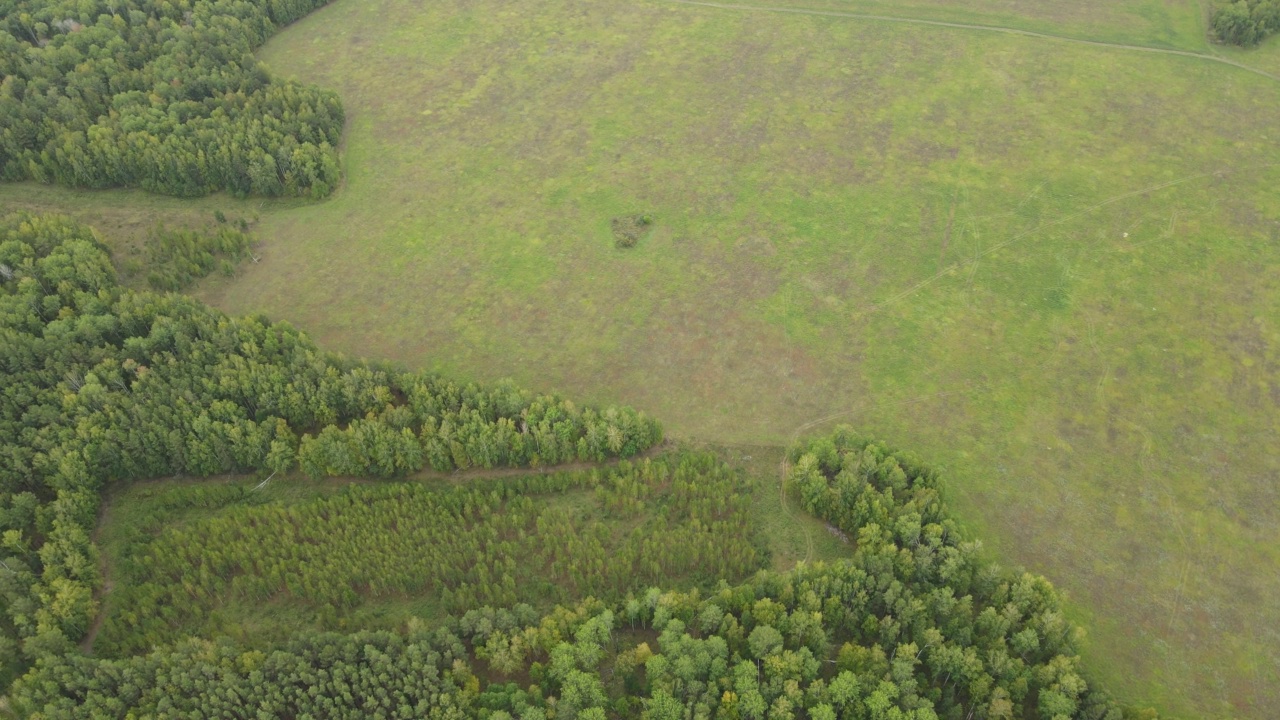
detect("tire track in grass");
top-left (855, 171), bottom-right (1216, 320)
top-left (662, 0), bottom-right (1280, 83)
top-left (767, 159), bottom-right (1275, 577)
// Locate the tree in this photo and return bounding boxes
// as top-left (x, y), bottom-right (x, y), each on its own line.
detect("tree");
top-left (1212, 0), bottom-right (1280, 45)
top-left (748, 626), bottom-right (784, 660)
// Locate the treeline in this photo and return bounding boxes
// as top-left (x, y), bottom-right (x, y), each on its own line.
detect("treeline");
top-left (788, 426), bottom-right (950, 553)
top-left (97, 452), bottom-right (763, 656)
top-left (0, 212), bottom-right (661, 686)
top-left (0, 0), bottom-right (343, 197)
top-left (10, 430), bottom-right (1153, 719)
top-left (1212, 0), bottom-right (1280, 45)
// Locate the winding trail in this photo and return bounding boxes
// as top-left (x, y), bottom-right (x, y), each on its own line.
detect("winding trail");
top-left (664, 0), bottom-right (1280, 83)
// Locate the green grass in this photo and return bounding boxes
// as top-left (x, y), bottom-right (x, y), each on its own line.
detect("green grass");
top-left (719, 0), bottom-right (1211, 49)
top-left (7, 0), bottom-right (1280, 715)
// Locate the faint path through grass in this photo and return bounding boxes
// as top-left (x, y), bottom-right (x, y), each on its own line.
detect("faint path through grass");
top-left (770, 165), bottom-right (1241, 563)
top-left (856, 169), bottom-right (1222, 320)
top-left (665, 0), bottom-right (1280, 82)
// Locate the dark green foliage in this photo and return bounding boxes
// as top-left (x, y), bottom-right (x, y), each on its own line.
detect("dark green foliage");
top-left (0, 0), bottom-right (343, 197)
top-left (9, 429), bottom-right (1151, 719)
top-left (98, 452), bottom-right (764, 655)
top-left (1212, 0), bottom-right (1280, 45)
top-left (14, 628), bottom-right (480, 719)
top-left (0, 212), bottom-right (661, 687)
top-left (788, 426), bottom-right (951, 552)
top-left (611, 214), bottom-right (652, 248)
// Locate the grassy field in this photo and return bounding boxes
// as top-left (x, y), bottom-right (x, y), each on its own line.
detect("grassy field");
top-left (5, 0), bottom-right (1280, 715)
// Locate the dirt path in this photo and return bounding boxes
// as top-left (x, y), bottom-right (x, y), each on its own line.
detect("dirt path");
top-left (665, 0), bottom-right (1280, 83)
top-left (78, 580), bottom-right (114, 655)
top-left (80, 490), bottom-right (121, 655)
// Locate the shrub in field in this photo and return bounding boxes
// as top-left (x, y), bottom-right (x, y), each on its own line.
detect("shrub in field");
top-left (612, 214), bottom-right (652, 248)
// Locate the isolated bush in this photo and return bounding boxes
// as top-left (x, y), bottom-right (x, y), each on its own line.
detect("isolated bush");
top-left (611, 214), bottom-right (652, 248)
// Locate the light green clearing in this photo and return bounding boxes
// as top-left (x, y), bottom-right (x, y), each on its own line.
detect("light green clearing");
top-left (5, 0), bottom-right (1280, 716)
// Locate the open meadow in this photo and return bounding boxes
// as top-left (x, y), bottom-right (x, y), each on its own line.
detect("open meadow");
top-left (4, 0), bottom-right (1280, 715)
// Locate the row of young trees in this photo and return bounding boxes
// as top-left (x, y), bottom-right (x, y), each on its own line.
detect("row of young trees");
top-left (0, 0), bottom-right (343, 196)
top-left (0, 211), bottom-right (662, 687)
top-left (295, 397), bottom-right (660, 478)
top-left (128, 221), bottom-right (254, 291)
top-left (97, 453), bottom-right (763, 657)
top-left (9, 430), bottom-right (1155, 719)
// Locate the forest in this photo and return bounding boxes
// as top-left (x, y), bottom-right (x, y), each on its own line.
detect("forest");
top-left (96, 453), bottom-right (765, 656)
top-left (5, 0), bottom-right (1252, 710)
top-left (5, 411), bottom-right (1148, 719)
top-left (0, 211), bottom-right (661, 690)
top-left (0, 213), bottom-right (1157, 718)
top-left (0, 0), bottom-right (343, 196)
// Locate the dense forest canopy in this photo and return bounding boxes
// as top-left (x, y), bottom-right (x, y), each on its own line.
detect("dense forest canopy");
top-left (1212, 0), bottom-right (1280, 45)
top-left (0, 0), bottom-right (343, 196)
top-left (5, 418), bottom-right (1150, 719)
top-left (0, 212), bottom-right (1156, 717)
top-left (0, 211), bottom-right (662, 688)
